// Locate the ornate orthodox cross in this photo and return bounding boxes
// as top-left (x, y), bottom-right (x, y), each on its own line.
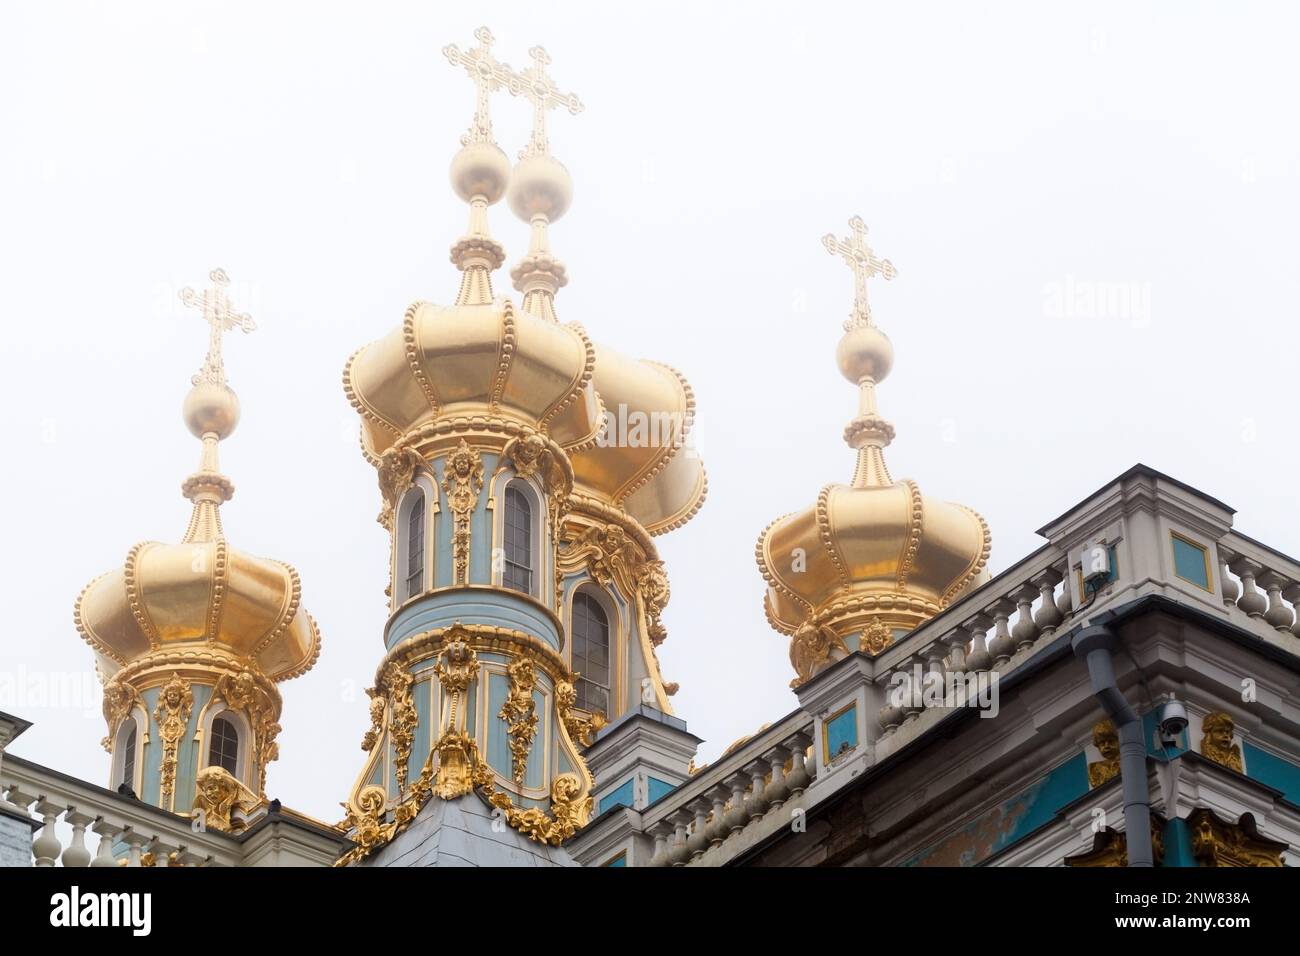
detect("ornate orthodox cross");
top-left (180, 268), bottom-right (255, 387)
top-left (443, 26), bottom-right (513, 146)
top-left (822, 216), bottom-right (897, 329)
top-left (506, 45), bottom-right (583, 158)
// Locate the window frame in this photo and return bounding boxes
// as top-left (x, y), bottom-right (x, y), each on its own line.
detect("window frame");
top-left (111, 709), bottom-right (146, 794)
top-left (201, 707), bottom-right (251, 785)
top-left (570, 588), bottom-right (613, 718)
top-left (501, 480), bottom-right (536, 596)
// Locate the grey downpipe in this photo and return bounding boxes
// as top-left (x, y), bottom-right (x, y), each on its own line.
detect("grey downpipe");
top-left (1071, 623), bottom-right (1153, 867)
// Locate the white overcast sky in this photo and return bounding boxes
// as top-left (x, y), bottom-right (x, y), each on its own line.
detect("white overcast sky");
top-left (3, 2), bottom-right (1299, 822)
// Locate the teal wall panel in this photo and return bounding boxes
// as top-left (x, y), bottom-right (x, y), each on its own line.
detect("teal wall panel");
top-left (1243, 743), bottom-right (1300, 803)
top-left (647, 776), bottom-right (676, 804)
top-left (600, 779), bottom-right (635, 814)
top-left (902, 754), bottom-right (1090, 867)
top-left (387, 589), bottom-right (560, 651)
top-left (487, 672), bottom-right (511, 778)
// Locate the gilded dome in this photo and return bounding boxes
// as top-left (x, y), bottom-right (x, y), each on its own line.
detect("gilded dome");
top-left (75, 539), bottom-right (319, 682)
top-left (757, 218), bottom-right (991, 685)
top-left (757, 481), bottom-right (990, 637)
top-left (76, 288), bottom-right (322, 689)
top-left (557, 342), bottom-right (707, 535)
top-left (344, 298), bottom-right (601, 457)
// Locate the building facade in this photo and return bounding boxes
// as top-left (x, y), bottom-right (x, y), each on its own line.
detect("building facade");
top-left (1, 27), bottom-right (1297, 869)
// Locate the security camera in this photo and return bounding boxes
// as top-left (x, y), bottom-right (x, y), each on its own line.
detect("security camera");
top-left (1158, 696), bottom-right (1188, 745)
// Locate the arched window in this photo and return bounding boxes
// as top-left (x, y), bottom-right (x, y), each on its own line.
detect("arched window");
top-left (119, 723), bottom-right (137, 789)
top-left (572, 592), bottom-right (610, 717)
top-left (502, 483), bottom-right (533, 595)
top-left (405, 494), bottom-right (425, 600)
top-left (208, 715), bottom-right (240, 776)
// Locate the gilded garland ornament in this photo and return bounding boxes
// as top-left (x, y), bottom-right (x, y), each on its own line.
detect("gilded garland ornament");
top-left (360, 688), bottom-right (386, 752)
top-left (556, 679), bottom-right (605, 746)
top-left (566, 522), bottom-right (640, 588)
top-left (637, 560), bottom-right (671, 646)
top-left (432, 638), bottom-right (480, 797)
top-left (383, 662), bottom-right (419, 791)
top-left (499, 659), bottom-right (539, 785)
top-left (254, 716), bottom-right (281, 795)
top-left (213, 667), bottom-right (282, 796)
top-left (441, 440), bottom-right (484, 585)
top-left (153, 673), bottom-right (193, 805)
top-left (376, 446), bottom-right (423, 532)
top-left (1064, 823), bottom-right (1166, 867)
top-left (100, 679), bottom-right (142, 753)
top-left (1188, 808), bottom-right (1285, 867)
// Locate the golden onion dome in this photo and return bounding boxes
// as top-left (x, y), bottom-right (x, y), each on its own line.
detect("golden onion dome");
top-left (556, 342), bottom-right (707, 535)
top-left (76, 272), bottom-right (321, 687)
top-left (75, 537), bottom-right (319, 683)
top-left (757, 219), bottom-right (990, 686)
top-left (345, 59), bottom-right (706, 536)
top-left (343, 298), bottom-right (601, 458)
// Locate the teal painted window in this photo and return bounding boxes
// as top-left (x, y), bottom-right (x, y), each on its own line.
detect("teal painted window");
top-left (1172, 535), bottom-right (1210, 590)
top-left (599, 779), bottom-right (635, 814)
top-left (603, 852), bottom-right (627, 867)
top-left (824, 704), bottom-right (858, 762)
top-left (647, 777), bottom-right (675, 804)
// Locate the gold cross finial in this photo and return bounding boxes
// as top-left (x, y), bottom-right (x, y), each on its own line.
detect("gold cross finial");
top-left (822, 216), bottom-right (896, 330)
top-left (444, 26), bottom-right (513, 147)
top-left (180, 268), bottom-right (254, 387)
top-left (506, 45), bottom-right (583, 158)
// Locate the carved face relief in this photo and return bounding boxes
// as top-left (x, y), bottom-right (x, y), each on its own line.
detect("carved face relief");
top-left (1093, 721), bottom-right (1120, 761)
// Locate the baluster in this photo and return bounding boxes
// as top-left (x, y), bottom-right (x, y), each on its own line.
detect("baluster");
top-left (943, 626), bottom-right (970, 672)
top-left (32, 800), bottom-right (63, 867)
top-left (877, 681), bottom-right (904, 738)
top-left (1229, 558), bottom-right (1268, 617)
top-left (964, 614), bottom-right (992, 672)
top-left (649, 820), bottom-right (673, 867)
top-left (1283, 584), bottom-right (1300, 638)
top-left (784, 732), bottom-right (813, 795)
top-left (61, 810), bottom-right (93, 868)
top-left (91, 820), bottom-right (121, 867)
top-left (686, 799), bottom-right (711, 861)
top-left (1259, 572), bottom-right (1295, 632)
top-left (1011, 585), bottom-right (1040, 651)
top-left (147, 837), bottom-right (178, 867)
top-left (987, 599), bottom-right (1017, 666)
top-left (724, 772), bottom-right (750, 835)
top-left (901, 660), bottom-right (925, 724)
top-left (705, 785), bottom-right (730, 848)
top-left (1033, 569), bottom-right (1064, 635)
top-left (743, 759), bottom-right (769, 820)
top-left (1055, 573), bottom-right (1073, 618)
top-left (915, 643), bottom-right (942, 710)
top-left (668, 810), bottom-right (693, 867)
top-left (763, 746), bottom-right (791, 811)
top-left (1220, 555), bottom-right (1241, 608)
top-left (122, 828), bottom-right (149, 867)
